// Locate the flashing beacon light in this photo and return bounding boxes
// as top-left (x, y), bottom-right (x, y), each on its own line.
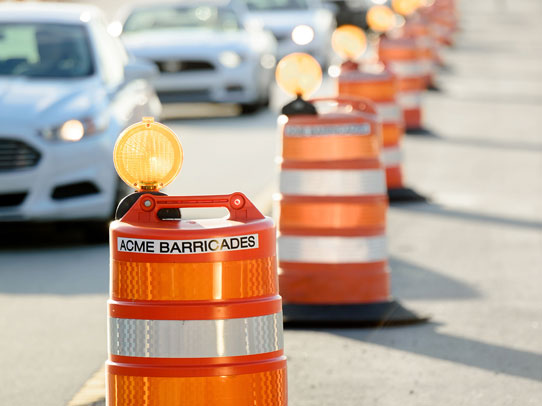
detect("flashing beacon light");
top-left (113, 117), bottom-right (183, 192)
top-left (392, 0), bottom-right (420, 16)
top-left (275, 53), bottom-right (322, 116)
top-left (275, 53), bottom-right (322, 99)
top-left (331, 25), bottom-right (367, 61)
top-left (367, 5), bottom-right (396, 33)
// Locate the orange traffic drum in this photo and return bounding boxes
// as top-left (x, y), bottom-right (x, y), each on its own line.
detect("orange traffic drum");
top-left (108, 193), bottom-right (287, 405)
top-left (379, 36), bottom-right (426, 130)
top-left (337, 65), bottom-right (406, 194)
top-left (277, 97), bottom-right (425, 325)
top-left (402, 15), bottom-right (439, 88)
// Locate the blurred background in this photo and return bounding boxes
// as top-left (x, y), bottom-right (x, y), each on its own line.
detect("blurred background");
top-left (0, 0), bottom-right (541, 405)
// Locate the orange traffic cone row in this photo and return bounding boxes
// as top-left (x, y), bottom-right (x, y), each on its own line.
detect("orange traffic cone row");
top-left (402, 14), bottom-right (439, 90)
top-left (333, 25), bottom-right (426, 202)
top-left (275, 54), bottom-right (427, 326)
top-left (338, 64), bottom-right (426, 202)
top-left (107, 119), bottom-right (287, 405)
top-left (378, 35), bottom-right (427, 132)
top-left (422, 0), bottom-right (458, 47)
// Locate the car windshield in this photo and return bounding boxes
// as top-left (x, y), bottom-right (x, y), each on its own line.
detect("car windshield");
top-left (244, 0), bottom-right (309, 10)
top-left (0, 23), bottom-right (94, 78)
top-left (123, 6), bottom-right (241, 33)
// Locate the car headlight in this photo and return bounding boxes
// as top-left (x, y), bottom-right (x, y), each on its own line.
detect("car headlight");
top-left (219, 51), bottom-right (242, 68)
top-left (291, 25), bottom-right (314, 46)
top-left (40, 116), bottom-right (109, 142)
top-left (260, 54), bottom-right (276, 69)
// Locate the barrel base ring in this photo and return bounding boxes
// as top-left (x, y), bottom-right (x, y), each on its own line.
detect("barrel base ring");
top-left (405, 126), bottom-right (436, 136)
top-left (282, 300), bottom-right (429, 327)
top-left (388, 187), bottom-right (428, 203)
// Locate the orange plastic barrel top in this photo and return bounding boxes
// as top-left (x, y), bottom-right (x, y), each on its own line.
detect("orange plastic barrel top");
top-left (108, 193), bottom-right (287, 405)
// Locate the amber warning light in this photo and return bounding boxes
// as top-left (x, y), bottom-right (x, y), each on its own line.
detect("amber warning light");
top-left (113, 117), bottom-right (183, 192)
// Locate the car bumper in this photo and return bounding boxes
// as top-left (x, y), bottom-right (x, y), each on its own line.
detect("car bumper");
top-left (0, 126), bottom-right (119, 222)
top-left (152, 62), bottom-right (269, 104)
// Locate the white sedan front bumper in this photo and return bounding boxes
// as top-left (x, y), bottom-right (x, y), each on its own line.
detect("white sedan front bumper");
top-left (152, 61), bottom-right (268, 105)
top-left (0, 124), bottom-right (119, 222)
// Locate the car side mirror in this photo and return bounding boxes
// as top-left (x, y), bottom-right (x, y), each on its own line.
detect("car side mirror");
top-left (124, 58), bottom-right (158, 82)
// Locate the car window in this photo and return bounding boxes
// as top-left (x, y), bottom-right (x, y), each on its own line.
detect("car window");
top-left (244, 0), bottom-right (309, 10)
top-left (0, 23), bottom-right (94, 78)
top-left (123, 5), bottom-right (240, 33)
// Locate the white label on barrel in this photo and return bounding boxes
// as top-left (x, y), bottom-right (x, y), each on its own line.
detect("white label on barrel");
top-left (117, 234), bottom-right (259, 254)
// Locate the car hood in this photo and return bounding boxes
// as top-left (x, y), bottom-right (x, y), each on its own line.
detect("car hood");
top-left (122, 29), bottom-right (252, 60)
top-left (0, 77), bottom-right (106, 127)
top-left (246, 9), bottom-right (332, 35)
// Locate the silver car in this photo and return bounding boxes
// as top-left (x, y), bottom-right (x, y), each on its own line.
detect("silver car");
top-left (113, 0), bottom-right (278, 113)
top-left (242, 0), bottom-right (336, 68)
top-left (0, 3), bottom-right (161, 225)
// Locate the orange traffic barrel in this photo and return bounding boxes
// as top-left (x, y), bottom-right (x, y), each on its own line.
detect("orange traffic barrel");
top-left (337, 64), bottom-right (426, 202)
top-left (107, 193), bottom-right (287, 405)
top-left (378, 35), bottom-right (426, 131)
top-left (277, 97), bottom-right (426, 326)
top-left (402, 15), bottom-right (439, 89)
top-left (421, 0), bottom-right (457, 47)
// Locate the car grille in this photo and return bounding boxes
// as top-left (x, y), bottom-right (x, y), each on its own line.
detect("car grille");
top-left (0, 192), bottom-right (27, 207)
top-left (0, 139), bottom-right (41, 171)
top-left (155, 60), bottom-right (215, 73)
top-left (273, 32), bottom-right (290, 42)
top-left (157, 90), bottom-right (211, 103)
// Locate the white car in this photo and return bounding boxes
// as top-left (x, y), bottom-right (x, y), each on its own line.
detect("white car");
top-left (113, 0), bottom-right (278, 112)
top-left (0, 3), bottom-right (161, 225)
top-left (242, 0), bottom-right (336, 67)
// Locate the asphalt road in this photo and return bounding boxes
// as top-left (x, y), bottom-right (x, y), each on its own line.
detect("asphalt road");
top-left (1, 0), bottom-right (542, 405)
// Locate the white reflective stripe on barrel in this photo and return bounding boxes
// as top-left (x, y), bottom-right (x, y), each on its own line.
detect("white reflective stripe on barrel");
top-left (280, 169), bottom-right (386, 196)
top-left (416, 36), bottom-right (435, 48)
top-left (376, 102), bottom-right (402, 123)
top-left (339, 71), bottom-right (393, 82)
top-left (388, 61), bottom-right (425, 77)
top-left (421, 60), bottom-right (435, 75)
top-left (284, 123), bottom-right (371, 137)
top-left (109, 313), bottom-right (283, 358)
top-left (397, 91), bottom-right (423, 109)
top-left (382, 147), bottom-right (401, 167)
top-left (279, 235), bottom-right (387, 263)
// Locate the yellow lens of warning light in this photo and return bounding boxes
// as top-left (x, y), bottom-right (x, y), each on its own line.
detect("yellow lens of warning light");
top-left (367, 5), bottom-right (396, 32)
top-left (275, 53), bottom-right (322, 98)
top-left (392, 0), bottom-right (420, 15)
top-left (332, 25), bottom-right (367, 60)
top-left (113, 117), bottom-right (183, 191)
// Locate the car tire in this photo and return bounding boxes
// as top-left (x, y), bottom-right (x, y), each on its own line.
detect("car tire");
top-left (240, 102), bottom-right (261, 115)
top-left (241, 92), bottom-right (270, 115)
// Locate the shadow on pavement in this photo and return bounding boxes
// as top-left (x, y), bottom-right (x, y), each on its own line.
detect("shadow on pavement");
top-left (163, 106), bottom-right (276, 127)
top-left (410, 130), bottom-right (542, 152)
top-left (320, 323), bottom-right (542, 382)
top-left (389, 256), bottom-right (480, 300)
top-left (392, 201), bottom-right (542, 231)
top-left (0, 221), bottom-right (108, 250)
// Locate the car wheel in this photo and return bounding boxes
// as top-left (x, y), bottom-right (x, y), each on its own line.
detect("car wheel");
top-left (240, 102), bottom-right (261, 115)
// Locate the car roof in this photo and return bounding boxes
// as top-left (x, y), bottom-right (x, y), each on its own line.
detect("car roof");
top-left (0, 2), bottom-right (103, 24)
top-left (115, 0), bottom-right (246, 24)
